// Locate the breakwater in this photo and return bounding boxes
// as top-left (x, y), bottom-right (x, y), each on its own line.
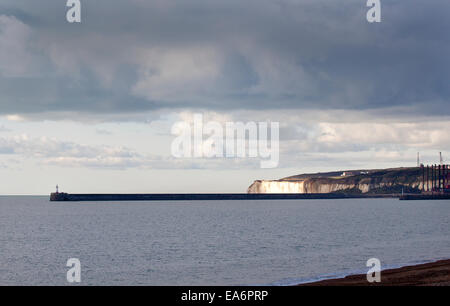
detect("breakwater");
top-left (50, 192), bottom-right (395, 202)
top-left (399, 193), bottom-right (450, 200)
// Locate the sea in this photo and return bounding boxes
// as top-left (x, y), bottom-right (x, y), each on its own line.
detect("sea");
top-left (0, 196), bottom-right (449, 285)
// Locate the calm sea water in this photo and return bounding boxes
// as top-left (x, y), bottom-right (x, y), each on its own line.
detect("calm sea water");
top-left (0, 196), bottom-right (449, 285)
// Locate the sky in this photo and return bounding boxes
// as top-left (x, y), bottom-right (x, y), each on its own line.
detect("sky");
top-left (0, 0), bottom-right (449, 194)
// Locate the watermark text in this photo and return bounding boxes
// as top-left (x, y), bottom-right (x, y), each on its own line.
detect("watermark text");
top-left (171, 114), bottom-right (279, 168)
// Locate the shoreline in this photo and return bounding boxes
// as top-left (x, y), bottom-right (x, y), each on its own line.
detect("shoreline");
top-left (298, 259), bottom-right (450, 286)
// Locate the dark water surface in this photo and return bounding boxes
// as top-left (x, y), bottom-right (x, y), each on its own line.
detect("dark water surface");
top-left (0, 196), bottom-right (449, 285)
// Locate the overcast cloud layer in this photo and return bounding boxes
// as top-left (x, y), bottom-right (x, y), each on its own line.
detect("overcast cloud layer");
top-left (0, 0), bottom-right (449, 117)
top-left (0, 1), bottom-right (449, 194)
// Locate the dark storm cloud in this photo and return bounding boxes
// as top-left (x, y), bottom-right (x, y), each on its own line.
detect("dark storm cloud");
top-left (0, 0), bottom-right (449, 117)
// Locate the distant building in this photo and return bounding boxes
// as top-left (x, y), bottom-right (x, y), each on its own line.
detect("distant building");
top-left (341, 171), bottom-right (356, 177)
top-left (341, 171), bottom-right (368, 177)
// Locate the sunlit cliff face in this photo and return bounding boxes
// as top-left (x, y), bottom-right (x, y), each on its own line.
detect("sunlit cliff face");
top-left (247, 181), bottom-right (307, 193)
top-left (247, 180), bottom-right (424, 194)
top-left (247, 180), bottom-right (364, 194)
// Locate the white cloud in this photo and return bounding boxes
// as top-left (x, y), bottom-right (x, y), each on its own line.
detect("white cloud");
top-left (5, 114), bottom-right (25, 122)
top-left (0, 134), bottom-right (140, 168)
top-left (315, 121), bottom-right (450, 148)
top-left (0, 133), bottom-right (262, 170)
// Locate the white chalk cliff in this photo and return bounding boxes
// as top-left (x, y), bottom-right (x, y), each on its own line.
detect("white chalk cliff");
top-left (247, 168), bottom-right (424, 194)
